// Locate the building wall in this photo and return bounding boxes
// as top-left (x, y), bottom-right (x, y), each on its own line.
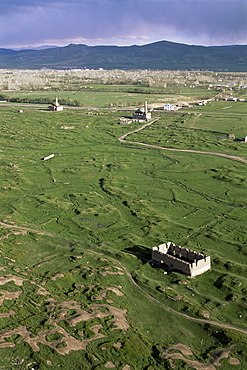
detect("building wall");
top-left (48, 105), bottom-right (63, 111)
top-left (152, 249), bottom-right (192, 275)
top-left (133, 111), bottom-right (151, 121)
top-left (164, 104), bottom-right (177, 111)
top-left (152, 242), bottom-right (210, 276)
top-left (133, 102), bottom-right (151, 121)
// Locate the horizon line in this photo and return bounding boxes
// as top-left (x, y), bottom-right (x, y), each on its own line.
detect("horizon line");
top-left (4, 39), bottom-right (247, 51)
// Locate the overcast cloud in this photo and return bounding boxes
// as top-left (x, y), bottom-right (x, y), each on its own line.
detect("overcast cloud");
top-left (0, 0), bottom-right (246, 48)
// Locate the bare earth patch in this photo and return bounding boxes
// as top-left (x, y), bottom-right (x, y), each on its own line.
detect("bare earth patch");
top-left (90, 304), bottom-right (129, 331)
top-left (0, 260), bottom-right (128, 355)
top-left (162, 343), bottom-right (237, 370)
top-left (101, 267), bottom-right (124, 276)
top-left (160, 286), bottom-right (172, 291)
top-left (202, 310), bottom-right (210, 318)
top-left (0, 292), bottom-right (129, 355)
top-left (4, 256), bottom-right (16, 262)
top-left (0, 276), bottom-right (26, 286)
top-left (169, 343), bottom-right (194, 356)
top-left (0, 230), bottom-right (27, 241)
top-left (61, 125), bottom-right (75, 129)
top-left (36, 287), bottom-right (50, 296)
top-left (95, 287), bottom-right (124, 301)
top-left (105, 361), bottom-right (115, 368)
top-left (0, 290), bottom-right (22, 305)
top-left (0, 310), bottom-right (15, 318)
top-left (174, 295), bottom-right (183, 301)
top-left (229, 357), bottom-right (241, 365)
top-left (51, 273), bottom-right (65, 281)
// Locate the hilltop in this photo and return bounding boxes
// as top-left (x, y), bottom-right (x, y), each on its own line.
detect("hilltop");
top-left (0, 40), bottom-right (247, 71)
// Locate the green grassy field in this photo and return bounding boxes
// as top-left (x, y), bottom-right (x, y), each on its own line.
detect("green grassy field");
top-left (0, 85), bottom-right (219, 108)
top-left (0, 94), bottom-right (246, 369)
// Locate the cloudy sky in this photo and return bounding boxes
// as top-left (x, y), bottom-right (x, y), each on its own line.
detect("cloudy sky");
top-left (0, 0), bottom-right (246, 48)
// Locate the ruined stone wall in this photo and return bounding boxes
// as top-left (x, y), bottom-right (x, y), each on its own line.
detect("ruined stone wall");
top-left (152, 242), bottom-right (210, 276)
top-left (152, 249), bottom-right (192, 275)
top-left (190, 256), bottom-right (211, 277)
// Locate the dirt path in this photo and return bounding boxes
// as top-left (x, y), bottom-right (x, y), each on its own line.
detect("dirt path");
top-left (0, 221), bottom-right (54, 237)
top-left (117, 119), bottom-right (247, 332)
top-left (163, 343), bottom-right (238, 370)
top-left (97, 252), bottom-right (247, 336)
top-left (0, 218), bottom-right (246, 336)
top-left (1, 219), bottom-right (247, 347)
top-left (118, 119), bottom-right (247, 164)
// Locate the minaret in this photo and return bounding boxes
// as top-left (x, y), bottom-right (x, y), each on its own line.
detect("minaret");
top-left (144, 101), bottom-right (148, 115)
top-left (55, 97), bottom-right (59, 106)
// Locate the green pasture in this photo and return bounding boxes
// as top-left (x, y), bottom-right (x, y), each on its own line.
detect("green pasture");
top-left (0, 85), bottom-right (219, 108)
top-left (0, 102), bottom-right (246, 368)
top-left (132, 107), bottom-right (247, 156)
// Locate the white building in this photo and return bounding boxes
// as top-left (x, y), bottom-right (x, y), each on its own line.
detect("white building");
top-left (164, 103), bottom-right (177, 111)
top-left (48, 97), bottom-right (63, 112)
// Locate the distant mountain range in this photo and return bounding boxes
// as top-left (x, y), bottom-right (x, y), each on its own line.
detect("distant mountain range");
top-left (13, 45), bottom-right (58, 51)
top-left (0, 40), bottom-right (247, 71)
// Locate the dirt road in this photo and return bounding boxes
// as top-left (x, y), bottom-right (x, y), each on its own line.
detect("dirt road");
top-left (118, 118), bottom-right (247, 164)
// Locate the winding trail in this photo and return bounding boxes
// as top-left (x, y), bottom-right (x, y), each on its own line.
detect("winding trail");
top-left (93, 250), bottom-right (247, 335)
top-left (0, 221), bottom-right (54, 237)
top-left (118, 118), bottom-right (247, 164)
top-left (1, 103), bottom-right (246, 349)
top-left (0, 220), bottom-right (247, 336)
top-left (1, 114), bottom-right (247, 336)
top-left (117, 118), bottom-right (247, 335)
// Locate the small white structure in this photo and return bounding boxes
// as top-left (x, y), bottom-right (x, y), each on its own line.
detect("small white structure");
top-left (42, 154), bottom-right (55, 161)
top-left (244, 136), bottom-right (247, 143)
top-left (197, 100), bottom-right (207, 106)
top-left (48, 97), bottom-right (63, 112)
top-left (152, 242), bottom-right (210, 277)
top-left (119, 117), bottom-right (132, 125)
top-left (164, 103), bottom-right (177, 111)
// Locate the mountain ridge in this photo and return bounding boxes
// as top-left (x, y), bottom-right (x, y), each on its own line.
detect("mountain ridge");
top-left (0, 40), bottom-right (246, 71)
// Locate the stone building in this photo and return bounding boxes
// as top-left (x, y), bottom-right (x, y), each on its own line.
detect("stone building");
top-left (48, 97), bottom-right (63, 112)
top-left (152, 242), bottom-right (210, 277)
top-left (133, 101), bottom-right (152, 121)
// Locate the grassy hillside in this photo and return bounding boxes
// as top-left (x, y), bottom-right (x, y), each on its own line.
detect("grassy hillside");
top-left (0, 99), bottom-right (246, 369)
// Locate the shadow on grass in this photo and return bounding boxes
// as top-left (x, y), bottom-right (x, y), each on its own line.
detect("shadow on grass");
top-left (124, 245), bottom-right (151, 264)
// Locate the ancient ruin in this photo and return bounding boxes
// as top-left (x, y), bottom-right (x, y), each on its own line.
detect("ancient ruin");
top-left (152, 242), bottom-right (210, 277)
